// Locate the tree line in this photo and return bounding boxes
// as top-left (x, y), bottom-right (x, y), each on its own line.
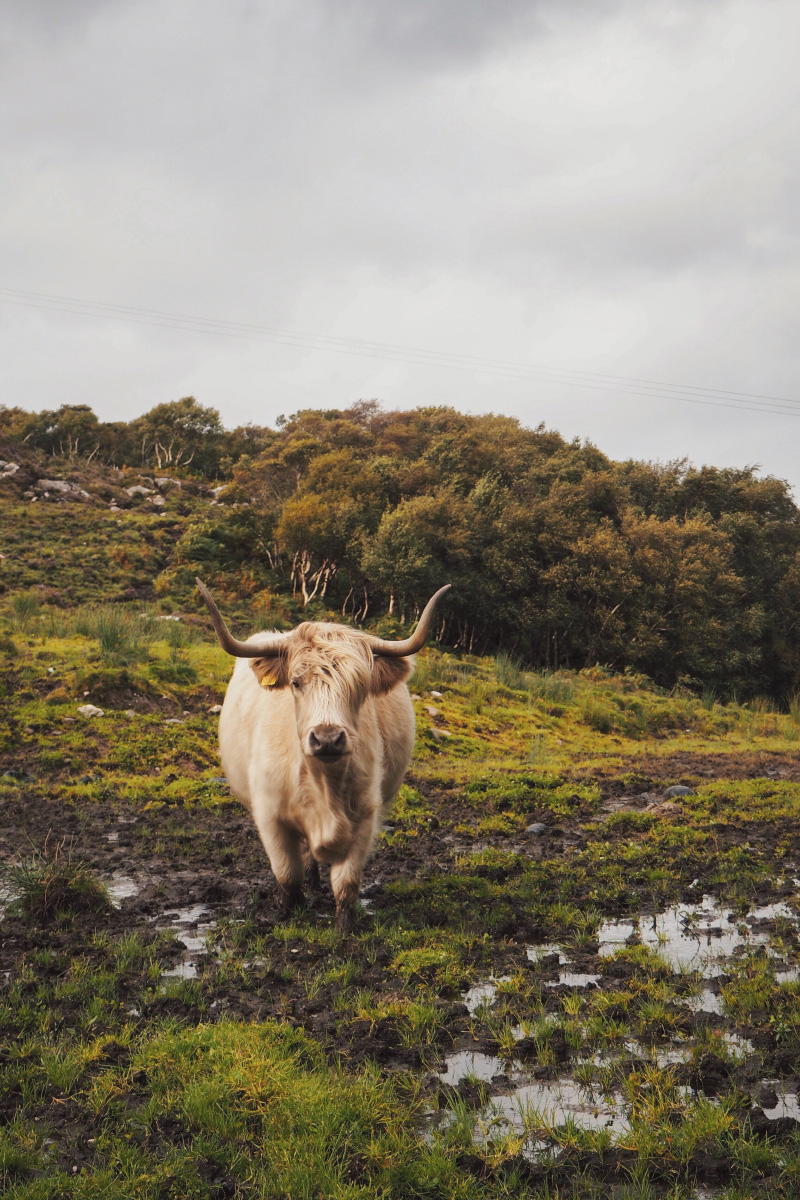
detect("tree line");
top-left (4, 397), bottom-right (800, 698)
top-left (0, 397), bottom-right (269, 478)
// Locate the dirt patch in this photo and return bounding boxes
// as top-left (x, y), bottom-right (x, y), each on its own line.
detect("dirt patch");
top-left (610, 750), bottom-right (800, 786)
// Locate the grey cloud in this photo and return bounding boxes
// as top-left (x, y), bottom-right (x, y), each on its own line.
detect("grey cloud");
top-left (322, 0), bottom-right (547, 69)
top-left (1, 0), bottom-right (800, 494)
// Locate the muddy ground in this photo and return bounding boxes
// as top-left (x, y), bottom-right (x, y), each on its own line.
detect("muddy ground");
top-left (4, 751), bottom-right (800, 1193)
top-left (3, 753), bottom-right (800, 1051)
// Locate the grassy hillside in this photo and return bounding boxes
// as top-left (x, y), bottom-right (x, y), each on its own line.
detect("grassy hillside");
top-left (3, 458), bottom-right (800, 1197)
top-left (7, 397), bottom-right (800, 700)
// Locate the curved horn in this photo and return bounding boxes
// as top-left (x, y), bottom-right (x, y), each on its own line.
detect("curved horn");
top-left (366, 585), bottom-right (451, 658)
top-left (196, 578), bottom-right (286, 658)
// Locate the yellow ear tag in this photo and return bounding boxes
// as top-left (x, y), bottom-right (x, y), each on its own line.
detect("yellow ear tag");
top-left (260, 673), bottom-right (278, 688)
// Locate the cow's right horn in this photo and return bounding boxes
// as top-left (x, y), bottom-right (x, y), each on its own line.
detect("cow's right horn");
top-left (366, 584), bottom-right (451, 658)
top-left (196, 578), bottom-right (286, 657)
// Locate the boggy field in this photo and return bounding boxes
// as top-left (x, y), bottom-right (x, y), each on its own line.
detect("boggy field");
top-left (6, 504), bottom-right (800, 1197)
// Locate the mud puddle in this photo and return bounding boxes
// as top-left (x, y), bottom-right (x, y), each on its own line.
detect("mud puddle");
top-left (437, 1050), bottom-right (519, 1087)
top-left (760, 1083), bottom-right (800, 1121)
top-left (156, 903), bottom-right (217, 980)
top-left (161, 962), bottom-right (199, 981)
top-left (526, 944), bottom-right (569, 964)
top-left (462, 977), bottom-right (511, 1015)
top-left (432, 1059), bottom-right (628, 1145)
top-left (544, 971), bottom-right (602, 989)
top-left (594, 894), bottom-right (798, 975)
top-left (107, 873), bottom-right (140, 906)
top-left (464, 1079), bottom-right (627, 1143)
top-left (685, 987), bottom-right (725, 1015)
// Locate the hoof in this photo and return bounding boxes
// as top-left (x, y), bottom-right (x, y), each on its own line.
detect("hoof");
top-left (335, 904), bottom-right (354, 936)
top-left (279, 886), bottom-right (305, 917)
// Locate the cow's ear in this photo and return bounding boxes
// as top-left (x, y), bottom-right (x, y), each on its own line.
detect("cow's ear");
top-left (371, 656), bottom-right (413, 696)
top-left (251, 654), bottom-right (289, 689)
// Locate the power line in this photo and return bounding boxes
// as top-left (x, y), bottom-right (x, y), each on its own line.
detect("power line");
top-left (1, 284), bottom-right (798, 419)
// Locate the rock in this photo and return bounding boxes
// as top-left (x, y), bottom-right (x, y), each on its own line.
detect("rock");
top-left (147, 494), bottom-right (166, 506)
top-left (164, 718), bottom-right (185, 725)
top-left (644, 800), bottom-right (682, 817)
top-left (108, 504), bottom-right (120, 512)
top-left (526, 822), bottom-right (547, 835)
top-left (429, 728), bottom-right (452, 742)
top-left (124, 709), bottom-right (137, 719)
top-left (77, 704), bottom-right (104, 718)
top-left (207, 704), bottom-right (223, 714)
top-left (0, 460), bottom-right (20, 475)
top-left (410, 693), bottom-right (421, 701)
top-left (124, 485), bottom-right (153, 497)
top-left (154, 476), bottom-right (181, 489)
top-left (430, 690), bottom-right (443, 698)
top-left (33, 478), bottom-right (90, 499)
top-left (663, 784), bottom-right (694, 798)
top-left (424, 705), bottom-right (441, 719)
top-left (642, 796), bottom-right (681, 816)
top-left (36, 478), bottom-right (72, 494)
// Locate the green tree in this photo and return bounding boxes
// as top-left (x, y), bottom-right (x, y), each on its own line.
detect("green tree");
top-left (132, 397), bottom-right (225, 475)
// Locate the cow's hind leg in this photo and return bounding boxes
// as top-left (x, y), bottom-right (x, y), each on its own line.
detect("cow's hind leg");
top-left (301, 839), bottom-right (321, 892)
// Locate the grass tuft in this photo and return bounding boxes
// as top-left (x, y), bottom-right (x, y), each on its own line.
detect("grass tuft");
top-left (73, 604), bottom-right (151, 666)
top-left (9, 590), bottom-right (40, 630)
top-left (1, 839), bottom-right (112, 919)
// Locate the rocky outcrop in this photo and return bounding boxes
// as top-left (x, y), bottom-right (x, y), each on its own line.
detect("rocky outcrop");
top-left (30, 478), bottom-right (91, 500)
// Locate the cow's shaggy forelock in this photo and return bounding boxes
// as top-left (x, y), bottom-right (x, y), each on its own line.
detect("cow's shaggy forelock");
top-left (290, 623), bottom-right (374, 700)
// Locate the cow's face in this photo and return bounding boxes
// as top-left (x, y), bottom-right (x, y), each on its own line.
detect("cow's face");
top-left (251, 624), bottom-right (412, 763)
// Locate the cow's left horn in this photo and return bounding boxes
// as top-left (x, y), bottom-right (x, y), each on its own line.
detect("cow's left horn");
top-left (366, 585), bottom-right (451, 658)
top-left (196, 578), bottom-right (286, 657)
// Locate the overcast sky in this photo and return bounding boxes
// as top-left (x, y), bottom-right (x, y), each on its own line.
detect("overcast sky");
top-left (3, 0), bottom-right (800, 488)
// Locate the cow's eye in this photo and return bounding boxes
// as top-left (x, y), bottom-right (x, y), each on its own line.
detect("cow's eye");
top-left (291, 678), bottom-right (301, 689)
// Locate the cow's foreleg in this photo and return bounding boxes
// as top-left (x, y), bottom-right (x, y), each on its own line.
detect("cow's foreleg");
top-left (330, 812), bottom-right (378, 935)
top-left (255, 814), bottom-right (305, 915)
